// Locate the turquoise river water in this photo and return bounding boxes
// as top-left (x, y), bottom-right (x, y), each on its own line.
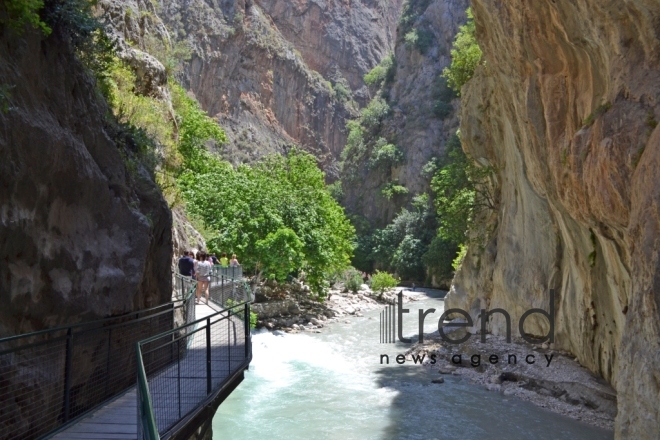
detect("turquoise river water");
top-left (213, 289), bottom-right (613, 439)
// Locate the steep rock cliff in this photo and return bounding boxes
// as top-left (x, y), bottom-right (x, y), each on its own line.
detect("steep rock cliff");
top-left (97, 0), bottom-right (209, 274)
top-left (153, 0), bottom-right (337, 171)
top-left (254, 0), bottom-right (404, 97)
top-left (446, 1), bottom-right (660, 438)
top-left (342, 0), bottom-right (468, 226)
top-left (0, 26), bottom-right (172, 335)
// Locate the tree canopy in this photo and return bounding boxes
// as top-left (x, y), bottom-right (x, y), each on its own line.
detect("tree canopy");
top-left (177, 147), bottom-right (355, 297)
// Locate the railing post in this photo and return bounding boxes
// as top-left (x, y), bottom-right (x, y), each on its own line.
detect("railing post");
top-left (206, 318), bottom-right (212, 394)
top-left (227, 316), bottom-right (231, 375)
top-left (244, 304), bottom-right (249, 358)
top-left (177, 339), bottom-right (182, 419)
top-left (221, 276), bottom-right (225, 305)
top-left (63, 327), bottom-right (73, 422)
top-left (104, 328), bottom-right (112, 398)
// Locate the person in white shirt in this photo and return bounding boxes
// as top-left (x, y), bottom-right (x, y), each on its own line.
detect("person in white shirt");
top-left (195, 251), bottom-right (212, 304)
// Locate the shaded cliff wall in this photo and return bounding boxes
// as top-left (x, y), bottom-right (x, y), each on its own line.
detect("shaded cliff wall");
top-left (342, 0), bottom-right (468, 226)
top-left (445, 1), bottom-right (660, 438)
top-left (97, 0), bottom-right (209, 273)
top-left (0, 25), bottom-right (172, 335)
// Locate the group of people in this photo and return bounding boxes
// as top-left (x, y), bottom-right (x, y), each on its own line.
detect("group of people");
top-left (177, 250), bottom-right (240, 305)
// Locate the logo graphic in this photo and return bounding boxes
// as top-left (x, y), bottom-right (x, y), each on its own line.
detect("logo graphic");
top-left (379, 289), bottom-right (555, 345)
top-left (379, 304), bottom-right (396, 343)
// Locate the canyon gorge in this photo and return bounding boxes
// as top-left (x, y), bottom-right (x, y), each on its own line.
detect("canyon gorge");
top-left (1, 0), bottom-right (659, 438)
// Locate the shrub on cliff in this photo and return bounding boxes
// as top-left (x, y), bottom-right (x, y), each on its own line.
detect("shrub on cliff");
top-left (432, 76), bottom-right (456, 119)
top-left (1, 0), bottom-right (50, 34)
top-left (442, 8), bottom-right (482, 93)
top-left (369, 139), bottom-right (404, 169)
top-left (431, 133), bottom-right (495, 244)
top-left (361, 97), bottom-right (390, 130)
top-left (404, 28), bottom-right (434, 55)
top-left (364, 55), bottom-right (395, 87)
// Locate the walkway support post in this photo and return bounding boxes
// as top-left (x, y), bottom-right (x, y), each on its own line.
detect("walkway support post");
top-left (63, 327), bottom-right (73, 422)
top-left (206, 318), bottom-right (212, 394)
top-left (244, 304), bottom-right (249, 358)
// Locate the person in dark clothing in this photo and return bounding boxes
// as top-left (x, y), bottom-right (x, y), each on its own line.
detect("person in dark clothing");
top-left (178, 251), bottom-right (195, 277)
top-left (210, 253), bottom-right (219, 265)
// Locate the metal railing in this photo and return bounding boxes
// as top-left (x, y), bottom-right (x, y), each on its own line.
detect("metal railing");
top-left (173, 274), bottom-right (197, 329)
top-left (0, 279), bottom-right (197, 440)
top-left (211, 264), bottom-right (243, 280)
top-left (173, 274), bottom-right (197, 302)
top-left (208, 273), bottom-right (252, 308)
top-left (137, 302), bottom-right (252, 439)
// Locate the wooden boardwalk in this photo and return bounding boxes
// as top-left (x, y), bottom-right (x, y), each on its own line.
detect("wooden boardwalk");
top-left (50, 302), bottom-right (233, 440)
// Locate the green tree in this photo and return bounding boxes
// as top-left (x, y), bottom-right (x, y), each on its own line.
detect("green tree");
top-left (255, 228), bottom-right (304, 282)
top-left (442, 8), bottom-right (482, 93)
top-left (371, 270), bottom-right (399, 297)
top-left (422, 236), bottom-right (459, 282)
top-left (2, 0), bottom-right (51, 34)
top-left (431, 133), bottom-right (494, 244)
top-left (178, 150), bottom-right (355, 297)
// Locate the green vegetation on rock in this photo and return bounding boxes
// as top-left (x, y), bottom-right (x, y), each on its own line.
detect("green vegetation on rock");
top-left (442, 8), bottom-right (482, 93)
top-left (364, 54), bottom-right (395, 87)
top-left (431, 133), bottom-right (495, 244)
top-left (369, 139), bottom-right (404, 169)
top-left (404, 28), bottom-right (434, 54)
top-left (1, 0), bottom-right (50, 34)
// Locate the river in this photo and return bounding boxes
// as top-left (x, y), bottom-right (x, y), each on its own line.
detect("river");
top-left (213, 289), bottom-right (613, 439)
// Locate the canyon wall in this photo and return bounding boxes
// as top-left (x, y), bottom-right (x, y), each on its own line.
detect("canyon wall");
top-left (445, 1), bottom-right (660, 438)
top-left (156, 0), bottom-right (404, 174)
top-left (0, 25), bottom-right (172, 335)
top-left (254, 0), bottom-right (403, 96)
top-left (341, 0), bottom-right (468, 226)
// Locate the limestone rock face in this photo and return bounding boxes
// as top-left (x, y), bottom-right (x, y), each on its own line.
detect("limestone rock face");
top-left (98, 0), bottom-right (172, 99)
top-left (341, 0), bottom-right (468, 225)
top-left (159, 0), bottom-right (365, 172)
top-left (254, 0), bottom-right (404, 95)
top-left (171, 207), bottom-right (206, 259)
top-left (0, 28), bottom-right (172, 335)
top-left (445, 1), bottom-right (660, 437)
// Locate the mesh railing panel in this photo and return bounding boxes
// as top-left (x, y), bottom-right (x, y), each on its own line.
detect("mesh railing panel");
top-left (173, 275), bottom-right (197, 302)
top-left (138, 305), bottom-right (251, 437)
top-left (173, 275), bottom-right (197, 332)
top-left (211, 265), bottom-right (242, 280)
top-left (208, 275), bottom-right (251, 308)
top-left (0, 336), bottom-right (67, 440)
top-left (0, 277), bottom-right (197, 440)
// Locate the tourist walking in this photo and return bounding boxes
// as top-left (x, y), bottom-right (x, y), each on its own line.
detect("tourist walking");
top-left (196, 251), bottom-right (212, 304)
top-left (178, 251), bottom-right (195, 277)
top-left (230, 254), bottom-right (240, 267)
top-left (220, 252), bottom-right (229, 267)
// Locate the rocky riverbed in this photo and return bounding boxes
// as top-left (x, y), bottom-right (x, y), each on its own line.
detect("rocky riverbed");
top-left (405, 331), bottom-right (616, 430)
top-left (251, 282), bottom-right (423, 333)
